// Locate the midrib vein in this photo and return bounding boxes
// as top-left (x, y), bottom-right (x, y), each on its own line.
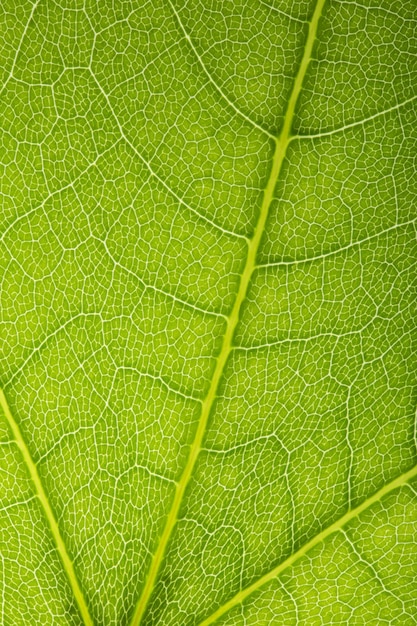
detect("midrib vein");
top-left (197, 462), bottom-right (417, 626)
top-left (130, 1), bottom-right (326, 624)
top-left (0, 389), bottom-right (94, 626)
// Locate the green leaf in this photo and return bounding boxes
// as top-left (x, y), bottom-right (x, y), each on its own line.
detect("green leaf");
top-left (1, 0), bottom-right (416, 624)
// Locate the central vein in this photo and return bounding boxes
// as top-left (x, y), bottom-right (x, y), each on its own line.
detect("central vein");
top-left (130, 1), bottom-right (326, 624)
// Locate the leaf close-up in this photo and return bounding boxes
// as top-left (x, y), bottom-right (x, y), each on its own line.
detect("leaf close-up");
top-left (1, 0), bottom-right (416, 624)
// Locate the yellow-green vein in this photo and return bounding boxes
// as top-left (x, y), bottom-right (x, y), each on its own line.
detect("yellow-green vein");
top-left (0, 389), bottom-right (94, 626)
top-left (129, 0), bottom-right (327, 623)
top-left (197, 462), bottom-right (417, 626)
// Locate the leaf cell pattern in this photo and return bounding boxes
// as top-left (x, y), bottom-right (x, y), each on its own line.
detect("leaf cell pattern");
top-left (0, 0), bottom-right (416, 625)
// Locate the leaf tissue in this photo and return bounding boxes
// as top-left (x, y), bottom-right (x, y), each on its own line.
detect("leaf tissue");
top-left (0, 0), bottom-right (416, 624)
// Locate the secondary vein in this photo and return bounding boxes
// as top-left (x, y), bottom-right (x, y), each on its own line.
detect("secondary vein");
top-left (197, 462), bottom-right (417, 626)
top-left (166, 0), bottom-right (276, 139)
top-left (129, 0), bottom-right (326, 623)
top-left (0, 389), bottom-right (94, 626)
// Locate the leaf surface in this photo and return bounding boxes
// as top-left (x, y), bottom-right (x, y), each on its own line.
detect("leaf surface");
top-left (0, 0), bottom-right (416, 624)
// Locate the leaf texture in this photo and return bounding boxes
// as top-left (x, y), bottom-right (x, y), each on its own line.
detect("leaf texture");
top-left (0, 0), bottom-right (416, 625)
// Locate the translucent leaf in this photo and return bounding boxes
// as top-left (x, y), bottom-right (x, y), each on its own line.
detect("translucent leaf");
top-left (1, 0), bottom-right (416, 624)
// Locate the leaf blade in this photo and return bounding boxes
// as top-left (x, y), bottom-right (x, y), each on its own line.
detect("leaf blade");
top-left (0, 0), bottom-right (416, 624)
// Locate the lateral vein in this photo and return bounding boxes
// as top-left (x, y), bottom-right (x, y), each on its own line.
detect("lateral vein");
top-left (129, 0), bottom-right (326, 623)
top-left (0, 389), bottom-right (94, 626)
top-left (197, 462), bottom-right (417, 626)
top-left (166, 0), bottom-right (276, 139)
